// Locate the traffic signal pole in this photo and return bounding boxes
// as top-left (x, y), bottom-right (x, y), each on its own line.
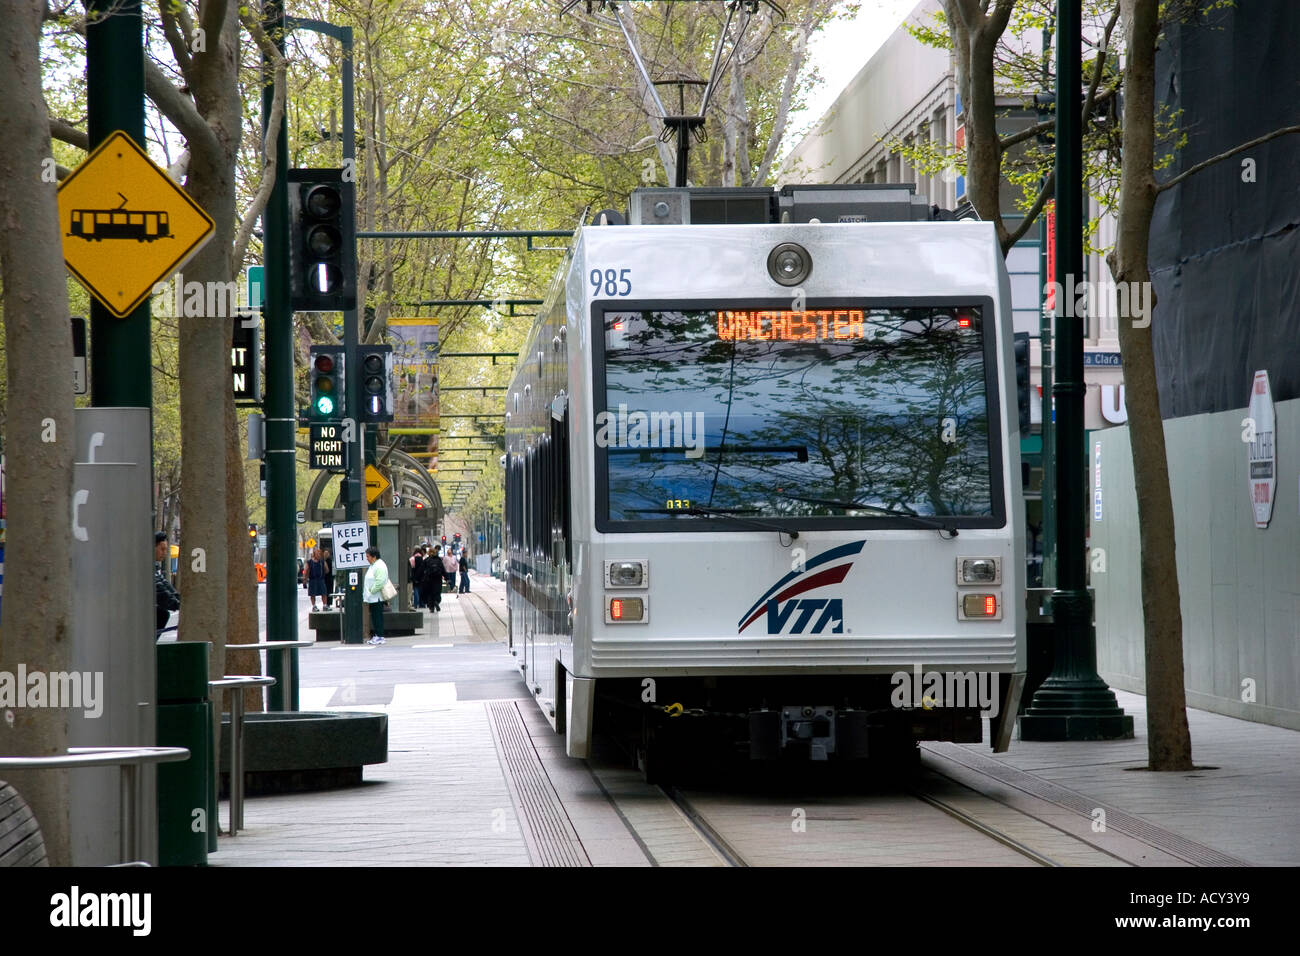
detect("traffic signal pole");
top-left (338, 26), bottom-right (366, 646)
top-left (262, 2), bottom-right (299, 708)
top-left (1019, 1), bottom-right (1131, 741)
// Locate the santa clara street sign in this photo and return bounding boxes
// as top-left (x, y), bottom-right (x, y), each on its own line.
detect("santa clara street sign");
top-left (57, 131), bottom-right (215, 318)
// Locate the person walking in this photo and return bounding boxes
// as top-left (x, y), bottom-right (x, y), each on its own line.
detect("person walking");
top-left (428, 546), bottom-right (449, 613)
top-left (321, 546), bottom-right (335, 608)
top-left (441, 546), bottom-right (459, 598)
top-left (363, 547), bottom-right (390, 645)
top-left (423, 545), bottom-right (443, 612)
top-left (410, 546), bottom-right (426, 609)
top-left (458, 549), bottom-right (471, 594)
top-left (306, 547), bottom-right (328, 611)
top-left (154, 531), bottom-right (180, 638)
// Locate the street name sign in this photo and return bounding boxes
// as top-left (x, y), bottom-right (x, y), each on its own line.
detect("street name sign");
top-left (57, 131), bottom-right (215, 318)
top-left (365, 464), bottom-right (391, 504)
top-left (310, 423), bottom-right (347, 470)
top-left (331, 520), bottom-right (369, 570)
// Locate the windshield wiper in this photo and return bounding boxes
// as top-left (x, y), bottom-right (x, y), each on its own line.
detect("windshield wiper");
top-left (773, 493), bottom-right (960, 536)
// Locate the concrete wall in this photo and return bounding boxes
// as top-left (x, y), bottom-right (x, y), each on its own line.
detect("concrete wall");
top-left (1091, 396), bottom-right (1300, 730)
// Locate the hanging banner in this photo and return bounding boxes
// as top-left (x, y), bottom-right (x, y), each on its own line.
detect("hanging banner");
top-left (1247, 369), bottom-right (1276, 529)
top-left (388, 317), bottom-right (440, 472)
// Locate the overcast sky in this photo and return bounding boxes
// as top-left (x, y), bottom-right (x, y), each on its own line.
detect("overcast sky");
top-left (788, 0), bottom-right (924, 140)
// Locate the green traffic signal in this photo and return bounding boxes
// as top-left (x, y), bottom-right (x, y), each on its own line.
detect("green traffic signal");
top-left (315, 394), bottom-right (336, 416)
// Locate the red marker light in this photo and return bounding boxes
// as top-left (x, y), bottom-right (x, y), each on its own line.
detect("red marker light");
top-left (612, 321), bottom-right (625, 331)
top-left (610, 599), bottom-right (624, 620)
top-left (958, 316), bottom-right (972, 328)
top-left (984, 595), bottom-right (997, 616)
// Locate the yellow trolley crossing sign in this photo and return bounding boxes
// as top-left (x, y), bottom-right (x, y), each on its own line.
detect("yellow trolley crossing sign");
top-left (57, 131), bottom-right (215, 318)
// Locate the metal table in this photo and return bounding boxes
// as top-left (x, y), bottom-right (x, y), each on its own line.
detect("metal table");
top-left (0, 746), bottom-right (190, 864)
top-left (209, 675), bottom-right (276, 835)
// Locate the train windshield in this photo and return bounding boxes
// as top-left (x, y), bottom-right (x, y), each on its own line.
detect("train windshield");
top-left (599, 305), bottom-right (999, 526)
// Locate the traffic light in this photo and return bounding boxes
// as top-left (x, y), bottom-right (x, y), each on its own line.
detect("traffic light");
top-left (358, 345), bottom-right (394, 422)
top-left (1013, 332), bottom-right (1031, 433)
top-left (310, 345), bottom-right (345, 420)
top-left (248, 523), bottom-right (258, 540)
top-left (288, 168), bottom-right (356, 312)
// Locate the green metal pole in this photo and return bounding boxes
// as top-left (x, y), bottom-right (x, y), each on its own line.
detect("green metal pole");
top-left (1020, 1), bottom-right (1131, 740)
top-left (87, 0), bottom-right (150, 409)
top-left (262, 3), bottom-right (298, 709)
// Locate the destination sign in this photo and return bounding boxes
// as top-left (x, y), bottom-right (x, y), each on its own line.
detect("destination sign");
top-left (717, 309), bottom-right (869, 342)
top-left (310, 423), bottom-right (347, 470)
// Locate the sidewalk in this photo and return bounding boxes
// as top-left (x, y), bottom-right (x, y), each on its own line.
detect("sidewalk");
top-left (942, 690), bottom-right (1300, 866)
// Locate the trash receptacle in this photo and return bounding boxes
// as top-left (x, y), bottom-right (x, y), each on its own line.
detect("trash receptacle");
top-left (157, 641), bottom-right (212, 865)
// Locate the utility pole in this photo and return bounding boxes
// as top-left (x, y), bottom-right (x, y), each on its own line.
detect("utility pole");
top-left (262, 2), bottom-right (298, 707)
top-left (1019, 1), bottom-right (1132, 741)
top-left (87, 0), bottom-right (149, 408)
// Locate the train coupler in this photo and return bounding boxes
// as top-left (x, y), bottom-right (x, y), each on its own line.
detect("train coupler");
top-left (748, 706), bottom-right (871, 761)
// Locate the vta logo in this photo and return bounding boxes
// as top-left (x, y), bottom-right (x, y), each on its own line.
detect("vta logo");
top-left (737, 541), bottom-right (864, 635)
top-left (766, 598), bottom-right (843, 634)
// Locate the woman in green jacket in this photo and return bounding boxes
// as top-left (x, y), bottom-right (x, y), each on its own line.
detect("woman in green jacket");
top-left (363, 547), bottom-right (389, 645)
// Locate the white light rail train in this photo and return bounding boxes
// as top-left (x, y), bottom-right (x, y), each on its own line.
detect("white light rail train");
top-left (504, 185), bottom-right (1026, 779)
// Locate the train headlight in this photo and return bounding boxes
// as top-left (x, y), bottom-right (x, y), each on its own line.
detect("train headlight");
top-left (957, 557), bottom-right (1000, 585)
top-left (605, 560), bottom-right (648, 588)
top-left (606, 596), bottom-right (647, 623)
top-left (767, 242), bottom-right (812, 287)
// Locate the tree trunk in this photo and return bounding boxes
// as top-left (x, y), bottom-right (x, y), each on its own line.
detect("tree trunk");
top-left (0, 0), bottom-right (75, 864)
top-left (175, 3), bottom-right (244, 777)
top-left (225, 400), bottom-right (261, 713)
top-left (1111, 0), bottom-right (1192, 770)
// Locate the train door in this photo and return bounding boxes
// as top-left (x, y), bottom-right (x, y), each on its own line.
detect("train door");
top-left (524, 445), bottom-right (537, 691)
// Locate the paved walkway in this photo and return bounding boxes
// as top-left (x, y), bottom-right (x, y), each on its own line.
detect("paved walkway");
top-left (947, 690), bottom-right (1300, 866)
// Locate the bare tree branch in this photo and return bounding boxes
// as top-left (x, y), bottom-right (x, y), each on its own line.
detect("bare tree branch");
top-left (1004, 169), bottom-right (1056, 250)
top-left (144, 56), bottom-right (218, 158)
top-left (1081, 5), bottom-right (1122, 132)
top-left (49, 117), bottom-right (88, 151)
top-left (231, 9), bottom-right (287, 273)
top-left (157, 0), bottom-right (194, 87)
top-left (1155, 124), bottom-right (1300, 194)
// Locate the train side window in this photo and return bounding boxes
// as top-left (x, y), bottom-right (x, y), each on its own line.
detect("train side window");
top-left (557, 410), bottom-right (572, 568)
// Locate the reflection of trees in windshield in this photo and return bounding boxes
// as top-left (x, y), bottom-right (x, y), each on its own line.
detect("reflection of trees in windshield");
top-left (603, 309), bottom-right (994, 520)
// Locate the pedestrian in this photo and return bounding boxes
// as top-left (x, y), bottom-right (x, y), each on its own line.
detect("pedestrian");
top-left (306, 547), bottom-right (328, 611)
top-left (423, 546), bottom-right (443, 612)
top-left (154, 531), bottom-right (180, 638)
top-left (321, 546), bottom-right (335, 608)
top-left (363, 546), bottom-right (390, 645)
top-left (441, 545), bottom-right (459, 598)
top-left (459, 549), bottom-right (471, 594)
top-left (410, 546), bottom-right (426, 609)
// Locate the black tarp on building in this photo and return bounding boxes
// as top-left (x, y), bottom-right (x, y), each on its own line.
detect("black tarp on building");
top-left (1150, 0), bottom-right (1300, 418)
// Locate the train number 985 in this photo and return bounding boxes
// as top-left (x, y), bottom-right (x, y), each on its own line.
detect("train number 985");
top-left (591, 268), bottom-right (632, 297)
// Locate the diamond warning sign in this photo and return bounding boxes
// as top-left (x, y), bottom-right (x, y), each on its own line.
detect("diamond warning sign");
top-left (57, 131), bottom-right (215, 318)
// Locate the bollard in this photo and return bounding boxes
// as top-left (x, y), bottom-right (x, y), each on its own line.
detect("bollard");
top-left (156, 641), bottom-right (212, 866)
